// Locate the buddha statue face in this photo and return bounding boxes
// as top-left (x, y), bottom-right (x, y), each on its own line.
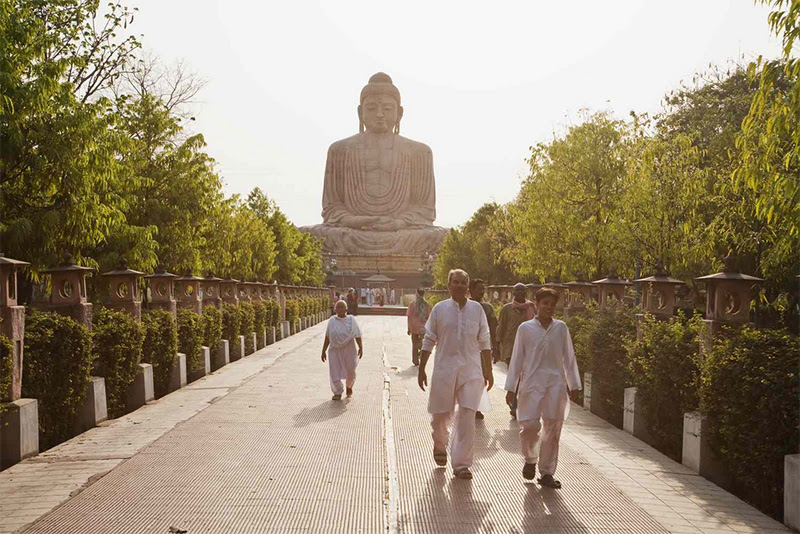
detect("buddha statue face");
top-left (359, 94), bottom-right (403, 134)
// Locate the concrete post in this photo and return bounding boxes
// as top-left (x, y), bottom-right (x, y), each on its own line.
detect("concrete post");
top-left (213, 339), bottom-right (229, 370)
top-left (623, 387), bottom-right (651, 443)
top-left (75, 376), bottom-right (108, 434)
top-left (583, 372), bottom-right (592, 411)
top-left (168, 353), bottom-right (187, 393)
top-left (785, 454), bottom-right (800, 531)
top-left (188, 347), bottom-right (211, 381)
top-left (682, 411), bottom-right (729, 487)
top-left (0, 399), bottom-right (38, 469)
top-left (126, 363), bottom-right (154, 412)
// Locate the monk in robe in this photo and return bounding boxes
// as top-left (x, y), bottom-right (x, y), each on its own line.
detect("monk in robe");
top-left (301, 73), bottom-right (447, 255)
top-left (321, 300), bottom-right (363, 400)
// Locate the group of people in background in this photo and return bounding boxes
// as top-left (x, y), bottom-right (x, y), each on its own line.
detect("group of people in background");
top-left (321, 270), bottom-right (580, 489)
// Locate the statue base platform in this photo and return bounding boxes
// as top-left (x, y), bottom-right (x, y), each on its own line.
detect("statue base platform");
top-left (324, 254), bottom-right (433, 292)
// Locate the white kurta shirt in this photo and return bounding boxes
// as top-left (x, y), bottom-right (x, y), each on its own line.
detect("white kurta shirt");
top-left (422, 298), bottom-right (492, 414)
top-left (504, 318), bottom-right (581, 420)
top-left (326, 315), bottom-right (362, 381)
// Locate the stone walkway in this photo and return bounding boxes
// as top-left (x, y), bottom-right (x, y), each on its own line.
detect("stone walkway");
top-left (0, 317), bottom-right (790, 533)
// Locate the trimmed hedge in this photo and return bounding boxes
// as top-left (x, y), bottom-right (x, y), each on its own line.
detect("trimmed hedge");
top-left (93, 307), bottom-right (144, 419)
top-left (253, 300), bottom-right (267, 346)
top-left (202, 305), bottom-right (223, 351)
top-left (0, 334), bottom-right (12, 406)
top-left (701, 326), bottom-right (800, 520)
top-left (239, 302), bottom-right (255, 353)
top-left (564, 309), bottom-right (597, 405)
top-left (222, 303), bottom-right (240, 343)
top-left (23, 310), bottom-right (94, 449)
top-left (588, 305), bottom-right (636, 427)
top-left (177, 309), bottom-right (204, 375)
top-left (626, 313), bottom-right (702, 460)
top-left (142, 309), bottom-right (178, 398)
top-left (285, 299), bottom-right (299, 330)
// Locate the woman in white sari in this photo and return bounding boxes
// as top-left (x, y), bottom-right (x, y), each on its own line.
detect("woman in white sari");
top-left (321, 300), bottom-right (363, 400)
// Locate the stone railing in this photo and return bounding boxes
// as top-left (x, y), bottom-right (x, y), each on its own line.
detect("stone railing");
top-left (0, 255), bottom-right (334, 471)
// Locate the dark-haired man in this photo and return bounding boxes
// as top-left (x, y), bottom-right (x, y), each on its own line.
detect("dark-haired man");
top-left (505, 287), bottom-right (580, 488)
top-left (469, 278), bottom-right (498, 420)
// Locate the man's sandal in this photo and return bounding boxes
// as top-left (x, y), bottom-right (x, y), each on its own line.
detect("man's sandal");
top-left (522, 462), bottom-right (537, 480)
top-left (454, 467), bottom-right (473, 480)
top-left (538, 474), bottom-right (562, 489)
top-left (433, 450), bottom-right (447, 467)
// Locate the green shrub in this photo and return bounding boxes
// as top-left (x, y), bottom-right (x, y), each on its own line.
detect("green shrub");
top-left (202, 305), bottom-right (223, 351)
top-left (222, 303), bottom-right (240, 342)
top-left (285, 299), bottom-right (300, 329)
top-left (565, 310), bottom-right (598, 405)
top-left (0, 334), bottom-right (12, 406)
top-left (93, 307), bottom-right (144, 419)
top-left (267, 299), bottom-right (281, 327)
top-left (701, 326), bottom-right (800, 520)
top-left (239, 302), bottom-right (256, 353)
top-left (626, 313), bottom-right (702, 460)
top-left (177, 309), bottom-right (203, 374)
top-left (141, 309), bottom-right (178, 399)
top-left (23, 311), bottom-right (94, 449)
top-left (588, 305), bottom-right (636, 427)
top-left (253, 300), bottom-right (267, 338)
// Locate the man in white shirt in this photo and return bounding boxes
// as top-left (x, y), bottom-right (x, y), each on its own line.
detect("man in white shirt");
top-left (418, 269), bottom-right (493, 479)
top-left (504, 287), bottom-right (581, 488)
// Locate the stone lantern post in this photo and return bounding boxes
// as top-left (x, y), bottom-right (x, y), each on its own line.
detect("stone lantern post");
top-left (0, 254), bottom-right (29, 402)
top-left (695, 254), bottom-right (763, 337)
top-left (100, 260), bottom-right (144, 321)
top-left (144, 268), bottom-right (178, 316)
top-left (543, 278), bottom-right (568, 312)
top-left (42, 257), bottom-right (96, 330)
top-left (565, 275), bottom-right (594, 317)
top-left (237, 281), bottom-right (251, 302)
top-left (220, 279), bottom-right (240, 306)
top-left (0, 254), bottom-right (39, 469)
top-left (201, 277), bottom-right (223, 309)
top-left (634, 263), bottom-right (685, 320)
top-left (175, 274), bottom-right (203, 315)
top-left (592, 267), bottom-right (633, 311)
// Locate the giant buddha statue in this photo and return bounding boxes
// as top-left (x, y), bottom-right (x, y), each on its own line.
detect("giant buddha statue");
top-left (301, 73), bottom-right (448, 255)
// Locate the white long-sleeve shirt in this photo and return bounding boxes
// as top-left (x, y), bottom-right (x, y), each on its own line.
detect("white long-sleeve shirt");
top-left (504, 318), bottom-right (582, 395)
top-left (423, 299), bottom-right (492, 412)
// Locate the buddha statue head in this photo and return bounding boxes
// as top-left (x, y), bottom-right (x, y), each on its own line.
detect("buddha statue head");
top-left (358, 72), bottom-right (404, 134)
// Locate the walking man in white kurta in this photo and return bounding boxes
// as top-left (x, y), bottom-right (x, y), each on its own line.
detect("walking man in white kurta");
top-left (505, 287), bottom-right (581, 487)
top-left (321, 300), bottom-right (363, 400)
top-left (418, 269), bottom-right (493, 479)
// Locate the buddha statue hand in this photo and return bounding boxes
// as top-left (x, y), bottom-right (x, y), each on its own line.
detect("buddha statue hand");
top-left (362, 217), bottom-right (409, 232)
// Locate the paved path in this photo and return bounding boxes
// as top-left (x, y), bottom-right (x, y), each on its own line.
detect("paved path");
top-left (0, 317), bottom-right (790, 533)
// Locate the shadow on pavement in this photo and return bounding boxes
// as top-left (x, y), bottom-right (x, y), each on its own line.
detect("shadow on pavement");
top-left (291, 398), bottom-right (349, 427)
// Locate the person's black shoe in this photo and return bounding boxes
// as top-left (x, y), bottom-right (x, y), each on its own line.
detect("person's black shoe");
top-left (475, 411), bottom-right (484, 420)
top-left (538, 474), bottom-right (562, 489)
top-left (523, 462), bottom-right (537, 480)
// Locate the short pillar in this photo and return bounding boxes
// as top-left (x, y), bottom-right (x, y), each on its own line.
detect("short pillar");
top-left (126, 363), bottom-right (154, 412)
top-left (188, 347), bottom-right (211, 381)
top-left (230, 335), bottom-right (245, 361)
top-left (168, 353), bottom-right (187, 393)
top-left (213, 339), bottom-right (229, 370)
top-left (583, 372), bottom-right (592, 411)
top-left (0, 398), bottom-right (39, 469)
top-left (682, 411), bottom-right (729, 486)
top-left (281, 320), bottom-right (290, 339)
top-left (76, 376), bottom-right (108, 433)
top-left (267, 326), bottom-right (276, 345)
top-left (623, 387), bottom-right (651, 443)
top-left (785, 454), bottom-right (800, 531)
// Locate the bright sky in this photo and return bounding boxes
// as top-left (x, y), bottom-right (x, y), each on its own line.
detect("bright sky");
top-left (128, 0), bottom-right (781, 228)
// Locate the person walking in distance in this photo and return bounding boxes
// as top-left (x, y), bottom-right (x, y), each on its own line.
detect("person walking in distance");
top-left (418, 269), bottom-right (493, 479)
top-left (321, 300), bottom-right (363, 400)
top-left (469, 278), bottom-right (499, 420)
top-left (497, 283), bottom-right (536, 418)
top-left (505, 287), bottom-right (580, 488)
top-left (406, 288), bottom-right (430, 366)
